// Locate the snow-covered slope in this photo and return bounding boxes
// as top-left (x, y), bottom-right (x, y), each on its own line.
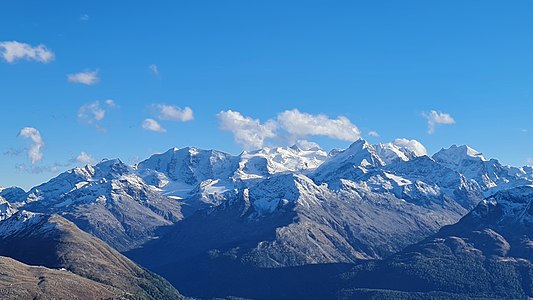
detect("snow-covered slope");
top-left (433, 145), bottom-right (533, 193)
top-left (4, 159), bottom-right (183, 251)
top-left (313, 140), bottom-right (385, 185)
top-left (137, 147), bottom-right (238, 192)
top-left (235, 145), bottom-right (329, 180)
top-left (373, 142), bottom-right (418, 164)
top-left (462, 185), bottom-right (533, 239)
top-left (0, 210), bottom-right (48, 238)
top-left (313, 141), bottom-right (485, 209)
top-left (0, 196), bottom-right (17, 221)
top-left (136, 145), bottom-right (329, 214)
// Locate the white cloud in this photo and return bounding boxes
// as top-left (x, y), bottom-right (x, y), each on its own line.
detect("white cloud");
top-left (277, 109), bottom-right (360, 141)
top-left (80, 14), bottom-right (90, 21)
top-left (75, 152), bottom-right (97, 164)
top-left (217, 110), bottom-right (277, 149)
top-left (149, 64), bottom-right (159, 76)
top-left (78, 101), bottom-right (106, 125)
top-left (368, 131), bottom-right (379, 137)
top-left (218, 109), bottom-right (363, 150)
top-left (0, 41), bottom-right (54, 63)
top-left (153, 104), bottom-right (194, 122)
top-left (18, 127), bottom-right (45, 164)
top-left (527, 158), bottom-right (533, 165)
top-left (105, 99), bottom-right (117, 107)
top-left (423, 110), bottom-right (455, 134)
top-left (393, 138), bottom-right (428, 157)
top-left (142, 118), bottom-right (166, 132)
top-left (67, 70), bottom-right (99, 85)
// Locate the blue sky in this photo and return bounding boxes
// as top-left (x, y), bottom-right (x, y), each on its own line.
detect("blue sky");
top-left (1, 0), bottom-right (532, 189)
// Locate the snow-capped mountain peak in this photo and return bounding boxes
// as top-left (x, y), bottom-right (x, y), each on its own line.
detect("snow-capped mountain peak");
top-left (374, 142), bottom-right (411, 164)
top-left (92, 158), bottom-right (132, 179)
top-left (137, 147), bottom-right (238, 186)
top-left (431, 144), bottom-right (532, 192)
top-left (312, 139), bottom-right (386, 184)
top-left (433, 144), bottom-right (487, 165)
top-left (0, 210), bottom-right (50, 238)
top-left (236, 145), bottom-right (328, 179)
top-left (331, 139), bottom-right (383, 166)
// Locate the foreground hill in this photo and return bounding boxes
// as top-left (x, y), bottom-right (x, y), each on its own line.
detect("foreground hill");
top-left (0, 211), bottom-right (183, 299)
top-left (0, 256), bottom-right (123, 299)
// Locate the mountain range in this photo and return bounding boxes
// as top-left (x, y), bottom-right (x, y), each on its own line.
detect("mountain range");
top-left (1, 139), bottom-right (532, 299)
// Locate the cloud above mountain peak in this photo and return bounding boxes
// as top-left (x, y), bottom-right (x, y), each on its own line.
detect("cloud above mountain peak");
top-left (217, 110), bottom-right (277, 149)
top-left (277, 109), bottom-right (360, 142)
top-left (217, 109), bottom-right (361, 149)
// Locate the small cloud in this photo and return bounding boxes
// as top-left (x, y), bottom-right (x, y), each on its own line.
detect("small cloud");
top-left (217, 110), bottom-right (277, 150)
top-left (80, 14), bottom-right (90, 21)
top-left (18, 127), bottom-right (45, 164)
top-left (0, 41), bottom-right (54, 63)
top-left (153, 104), bottom-right (194, 122)
top-left (78, 101), bottom-right (106, 126)
top-left (368, 130), bottom-right (379, 137)
top-left (149, 64), bottom-right (159, 76)
top-left (521, 129), bottom-right (528, 133)
top-left (142, 118), bottom-right (166, 132)
top-left (527, 158), bottom-right (533, 165)
top-left (422, 110), bottom-right (455, 134)
top-left (105, 99), bottom-right (117, 108)
top-left (67, 70), bottom-right (99, 85)
top-left (277, 109), bottom-right (360, 142)
top-left (74, 151), bottom-right (97, 165)
top-left (393, 138), bottom-right (428, 157)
